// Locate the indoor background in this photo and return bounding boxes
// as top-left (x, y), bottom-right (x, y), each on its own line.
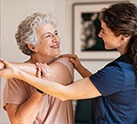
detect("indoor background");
top-left (1, 0), bottom-right (137, 123)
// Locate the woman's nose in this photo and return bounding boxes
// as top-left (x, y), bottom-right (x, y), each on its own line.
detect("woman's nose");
top-left (98, 31), bottom-right (102, 38)
top-left (52, 35), bottom-right (59, 42)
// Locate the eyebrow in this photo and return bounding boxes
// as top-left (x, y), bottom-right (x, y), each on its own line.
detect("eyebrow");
top-left (102, 28), bottom-right (105, 32)
top-left (44, 30), bottom-right (58, 35)
top-left (54, 30), bottom-right (58, 33)
top-left (41, 30), bottom-right (58, 37)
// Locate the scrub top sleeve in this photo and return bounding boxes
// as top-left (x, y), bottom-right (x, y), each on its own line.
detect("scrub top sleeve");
top-left (89, 63), bottom-right (125, 96)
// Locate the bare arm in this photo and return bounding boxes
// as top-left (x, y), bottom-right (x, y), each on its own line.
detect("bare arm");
top-left (0, 60), bottom-right (101, 101)
top-left (60, 54), bottom-right (92, 77)
top-left (44, 59), bottom-right (73, 85)
top-left (5, 91), bottom-right (44, 124)
top-left (1, 59), bottom-right (73, 123)
top-left (1, 61), bottom-right (43, 123)
top-left (0, 61), bottom-right (37, 76)
top-left (17, 67), bottom-right (101, 101)
top-left (0, 58), bottom-right (72, 85)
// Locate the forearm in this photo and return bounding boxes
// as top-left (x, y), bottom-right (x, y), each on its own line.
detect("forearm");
top-left (9, 91), bottom-right (44, 124)
top-left (0, 61), bottom-right (37, 76)
top-left (76, 65), bottom-right (92, 78)
top-left (15, 70), bottom-right (67, 101)
top-left (15, 70), bottom-right (101, 101)
top-left (61, 54), bottom-right (92, 77)
top-left (13, 62), bottom-right (37, 76)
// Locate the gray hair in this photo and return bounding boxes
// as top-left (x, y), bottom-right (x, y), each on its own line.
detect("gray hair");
top-left (15, 12), bottom-right (58, 55)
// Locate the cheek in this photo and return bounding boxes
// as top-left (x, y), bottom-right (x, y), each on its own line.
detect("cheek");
top-left (43, 42), bottom-right (49, 47)
top-left (38, 43), bottom-right (49, 51)
top-left (108, 39), bottom-right (121, 49)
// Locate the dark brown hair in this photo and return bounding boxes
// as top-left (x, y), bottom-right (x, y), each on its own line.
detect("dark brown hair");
top-left (99, 2), bottom-right (137, 72)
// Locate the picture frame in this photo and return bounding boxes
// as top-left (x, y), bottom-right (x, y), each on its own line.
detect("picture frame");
top-left (72, 2), bottom-right (121, 60)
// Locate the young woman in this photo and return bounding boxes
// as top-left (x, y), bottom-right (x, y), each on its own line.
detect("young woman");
top-left (1, 2), bottom-right (137, 124)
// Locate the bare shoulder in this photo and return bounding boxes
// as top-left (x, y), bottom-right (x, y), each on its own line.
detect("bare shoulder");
top-left (49, 57), bottom-right (74, 85)
top-left (55, 57), bottom-right (74, 77)
top-left (55, 57), bottom-right (74, 69)
top-left (55, 57), bottom-right (71, 64)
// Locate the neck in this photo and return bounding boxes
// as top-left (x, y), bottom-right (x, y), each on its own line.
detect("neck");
top-left (117, 42), bottom-right (128, 55)
top-left (117, 48), bottom-right (125, 55)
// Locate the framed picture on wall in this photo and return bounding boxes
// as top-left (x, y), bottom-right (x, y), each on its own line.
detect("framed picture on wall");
top-left (72, 2), bottom-right (121, 60)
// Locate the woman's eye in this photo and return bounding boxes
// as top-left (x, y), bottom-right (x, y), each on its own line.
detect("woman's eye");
top-left (101, 29), bottom-right (105, 34)
top-left (45, 35), bottom-right (51, 38)
top-left (55, 32), bottom-right (58, 35)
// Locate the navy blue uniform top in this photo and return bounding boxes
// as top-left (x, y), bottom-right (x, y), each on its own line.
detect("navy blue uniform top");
top-left (89, 54), bottom-right (137, 124)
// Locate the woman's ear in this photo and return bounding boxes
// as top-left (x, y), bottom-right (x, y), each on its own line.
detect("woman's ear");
top-left (119, 35), bottom-right (130, 44)
top-left (27, 44), bottom-right (38, 52)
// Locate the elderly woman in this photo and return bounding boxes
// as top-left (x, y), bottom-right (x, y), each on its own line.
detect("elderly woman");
top-left (1, 12), bottom-right (74, 124)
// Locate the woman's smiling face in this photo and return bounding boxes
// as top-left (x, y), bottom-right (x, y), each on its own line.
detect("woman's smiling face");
top-left (98, 21), bottom-right (122, 50)
top-left (36, 24), bottom-right (60, 58)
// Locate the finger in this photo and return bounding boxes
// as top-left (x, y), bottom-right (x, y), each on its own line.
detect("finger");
top-left (60, 54), bottom-right (77, 59)
top-left (39, 63), bottom-right (48, 73)
top-left (36, 66), bottom-right (42, 78)
top-left (59, 54), bottom-right (71, 57)
top-left (44, 63), bottom-right (49, 68)
top-left (36, 63), bottom-right (45, 70)
top-left (70, 58), bottom-right (76, 63)
top-left (39, 65), bottom-right (47, 77)
top-left (0, 61), bottom-right (5, 70)
top-left (37, 63), bottom-right (48, 76)
top-left (36, 62), bottom-right (42, 67)
top-left (59, 54), bottom-right (69, 57)
top-left (44, 63), bottom-right (50, 71)
top-left (69, 58), bottom-right (78, 66)
top-left (35, 62), bottom-right (40, 67)
top-left (39, 63), bottom-right (51, 74)
top-left (0, 59), bottom-right (10, 67)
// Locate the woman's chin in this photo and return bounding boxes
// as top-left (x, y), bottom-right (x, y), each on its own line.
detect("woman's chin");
top-left (104, 46), bottom-right (114, 50)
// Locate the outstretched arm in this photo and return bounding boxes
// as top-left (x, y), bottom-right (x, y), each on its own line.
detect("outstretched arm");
top-left (0, 58), bottom-right (73, 123)
top-left (0, 61), bottom-right (37, 76)
top-left (60, 54), bottom-right (92, 77)
top-left (0, 58), bottom-right (73, 85)
top-left (0, 59), bottom-right (101, 101)
top-left (1, 61), bottom-right (45, 123)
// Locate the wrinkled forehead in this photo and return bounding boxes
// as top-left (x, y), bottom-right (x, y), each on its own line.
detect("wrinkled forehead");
top-left (36, 24), bottom-right (57, 37)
